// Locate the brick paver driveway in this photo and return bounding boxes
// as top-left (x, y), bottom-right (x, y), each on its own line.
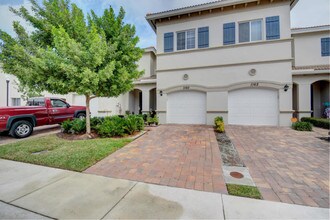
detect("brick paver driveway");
top-left (226, 125), bottom-right (329, 208)
top-left (85, 125), bottom-right (227, 194)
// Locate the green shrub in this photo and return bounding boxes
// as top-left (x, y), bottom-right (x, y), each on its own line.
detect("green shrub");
top-left (124, 115), bottom-right (139, 135)
top-left (96, 116), bottom-right (125, 137)
top-left (214, 116), bottom-right (225, 133)
top-left (61, 119), bottom-right (73, 133)
top-left (301, 117), bottom-right (330, 130)
top-left (292, 121), bottom-right (313, 131)
top-left (90, 117), bottom-right (104, 130)
top-left (214, 116), bottom-right (223, 124)
top-left (135, 115), bottom-right (145, 131)
top-left (71, 118), bottom-right (86, 133)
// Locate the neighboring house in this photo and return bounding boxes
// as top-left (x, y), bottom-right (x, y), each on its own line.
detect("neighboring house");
top-left (0, 69), bottom-right (25, 107)
top-left (1, 0), bottom-right (329, 126)
top-left (291, 25), bottom-right (330, 119)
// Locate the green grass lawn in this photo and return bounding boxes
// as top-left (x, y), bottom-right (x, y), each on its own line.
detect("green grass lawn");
top-left (227, 184), bottom-right (262, 199)
top-left (0, 134), bottom-right (131, 171)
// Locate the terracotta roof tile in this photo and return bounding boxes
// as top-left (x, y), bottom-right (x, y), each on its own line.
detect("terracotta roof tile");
top-left (292, 65), bottom-right (330, 70)
top-left (146, 0), bottom-right (222, 16)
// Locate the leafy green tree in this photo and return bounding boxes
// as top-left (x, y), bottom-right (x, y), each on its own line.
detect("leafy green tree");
top-left (0, 0), bottom-right (143, 135)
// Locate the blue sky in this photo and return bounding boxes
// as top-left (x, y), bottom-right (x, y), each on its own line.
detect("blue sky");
top-left (0, 0), bottom-right (329, 48)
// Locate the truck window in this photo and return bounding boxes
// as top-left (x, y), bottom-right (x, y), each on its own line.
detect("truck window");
top-left (51, 99), bottom-right (67, 108)
top-left (26, 98), bottom-right (45, 106)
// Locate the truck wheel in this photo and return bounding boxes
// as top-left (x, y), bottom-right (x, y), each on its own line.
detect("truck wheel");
top-left (9, 120), bottom-right (33, 139)
top-left (76, 113), bottom-right (86, 120)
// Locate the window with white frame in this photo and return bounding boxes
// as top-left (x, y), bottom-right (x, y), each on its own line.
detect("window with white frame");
top-left (239, 19), bottom-right (262, 43)
top-left (177, 29), bottom-right (195, 50)
top-left (11, 98), bottom-right (21, 106)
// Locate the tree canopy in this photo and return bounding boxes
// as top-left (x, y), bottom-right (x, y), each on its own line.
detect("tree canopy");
top-left (0, 0), bottom-right (144, 134)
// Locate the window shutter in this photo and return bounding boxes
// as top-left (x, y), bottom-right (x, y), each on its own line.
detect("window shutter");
top-left (198, 27), bottom-right (209, 48)
top-left (321, 38), bottom-right (330, 56)
top-left (266, 16), bottom-right (280, 40)
top-left (164, 32), bottom-right (174, 52)
top-left (223, 22), bottom-right (235, 45)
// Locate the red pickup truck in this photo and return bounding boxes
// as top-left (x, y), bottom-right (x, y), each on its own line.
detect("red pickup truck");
top-left (0, 97), bottom-right (86, 138)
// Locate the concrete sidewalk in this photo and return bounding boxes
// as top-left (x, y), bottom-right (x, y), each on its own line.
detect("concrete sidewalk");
top-left (0, 159), bottom-right (328, 219)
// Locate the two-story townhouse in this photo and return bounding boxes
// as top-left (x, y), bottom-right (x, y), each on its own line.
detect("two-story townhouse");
top-left (146, 0), bottom-right (298, 126)
top-left (291, 25), bottom-right (330, 119)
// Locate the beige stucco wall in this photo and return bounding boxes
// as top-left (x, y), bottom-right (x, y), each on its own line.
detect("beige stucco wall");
top-left (157, 2), bottom-right (291, 54)
top-left (293, 31), bottom-right (330, 67)
top-left (155, 1), bottom-right (293, 126)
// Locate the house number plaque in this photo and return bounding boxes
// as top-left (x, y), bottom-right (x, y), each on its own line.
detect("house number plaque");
top-left (250, 82), bottom-right (259, 87)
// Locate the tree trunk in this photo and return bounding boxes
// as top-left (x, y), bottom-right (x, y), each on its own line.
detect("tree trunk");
top-left (85, 94), bottom-right (91, 135)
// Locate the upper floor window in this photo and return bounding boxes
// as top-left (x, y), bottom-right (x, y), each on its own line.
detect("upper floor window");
top-left (177, 29), bottom-right (195, 51)
top-left (239, 19), bottom-right (262, 43)
top-left (321, 37), bottom-right (330, 56)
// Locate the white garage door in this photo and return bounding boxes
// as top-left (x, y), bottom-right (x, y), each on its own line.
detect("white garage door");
top-left (167, 91), bottom-right (206, 124)
top-left (228, 88), bottom-right (278, 126)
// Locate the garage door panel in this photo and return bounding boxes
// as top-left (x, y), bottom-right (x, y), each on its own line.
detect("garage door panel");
top-left (167, 91), bottom-right (206, 124)
top-left (228, 88), bottom-right (278, 126)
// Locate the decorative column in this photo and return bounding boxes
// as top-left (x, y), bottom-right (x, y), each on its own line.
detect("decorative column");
top-left (298, 83), bottom-right (312, 119)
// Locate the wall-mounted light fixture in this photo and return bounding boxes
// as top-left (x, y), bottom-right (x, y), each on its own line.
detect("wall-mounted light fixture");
top-left (284, 84), bottom-right (289, 92)
top-left (159, 90), bottom-right (163, 96)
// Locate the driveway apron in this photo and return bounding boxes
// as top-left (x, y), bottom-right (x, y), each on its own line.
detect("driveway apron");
top-left (226, 125), bottom-right (329, 208)
top-left (85, 125), bottom-right (227, 194)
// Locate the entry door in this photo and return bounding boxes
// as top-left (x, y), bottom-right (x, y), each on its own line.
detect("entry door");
top-left (167, 91), bottom-right (206, 124)
top-left (228, 88), bottom-right (279, 126)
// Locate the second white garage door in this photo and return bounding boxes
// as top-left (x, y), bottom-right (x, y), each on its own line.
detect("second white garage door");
top-left (228, 88), bottom-right (279, 126)
top-left (167, 91), bottom-right (206, 124)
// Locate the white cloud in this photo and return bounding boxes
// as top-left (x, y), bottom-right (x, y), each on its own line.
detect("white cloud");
top-left (1, 0), bottom-right (329, 48)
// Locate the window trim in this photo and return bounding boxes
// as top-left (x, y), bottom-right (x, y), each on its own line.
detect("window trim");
top-left (238, 18), bottom-right (263, 43)
top-left (176, 29), bottom-right (196, 51)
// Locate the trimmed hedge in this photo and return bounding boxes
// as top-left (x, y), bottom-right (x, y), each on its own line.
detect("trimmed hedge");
top-left (292, 121), bottom-right (313, 131)
top-left (61, 115), bottom-right (144, 137)
top-left (301, 117), bottom-right (330, 130)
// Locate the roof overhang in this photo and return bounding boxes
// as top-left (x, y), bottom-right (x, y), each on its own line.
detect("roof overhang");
top-left (291, 25), bottom-right (330, 35)
top-left (146, 0), bottom-right (298, 32)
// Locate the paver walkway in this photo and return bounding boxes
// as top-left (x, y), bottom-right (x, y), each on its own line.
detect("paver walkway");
top-left (226, 125), bottom-right (329, 208)
top-left (85, 125), bottom-right (227, 194)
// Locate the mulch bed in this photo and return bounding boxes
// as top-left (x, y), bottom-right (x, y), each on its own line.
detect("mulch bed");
top-left (56, 130), bottom-right (144, 141)
top-left (215, 132), bottom-right (245, 167)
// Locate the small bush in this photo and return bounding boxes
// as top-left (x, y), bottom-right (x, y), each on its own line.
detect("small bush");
top-left (135, 115), bottom-right (145, 131)
top-left (124, 115), bottom-right (138, 135)
top-left (71, 118), bottom-right (86, 133)
top-left (214, 116), bottom-right (225, 133)
top-left (96, 116), bottom-right (125, 137)
top-left (301, 117), bottom-right (330, 130)
top-left (90, 117), bottom-right (104, 130)
top-left (292, 121), bottom-right (313, 131)
top-left (214, 116), bottom-right (223, 124)
top-left (61, 119), bottom-right (73, 133)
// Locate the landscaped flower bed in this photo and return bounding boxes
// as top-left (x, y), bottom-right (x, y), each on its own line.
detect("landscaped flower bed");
top-left (61, 115), bottom-right (145, 138)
